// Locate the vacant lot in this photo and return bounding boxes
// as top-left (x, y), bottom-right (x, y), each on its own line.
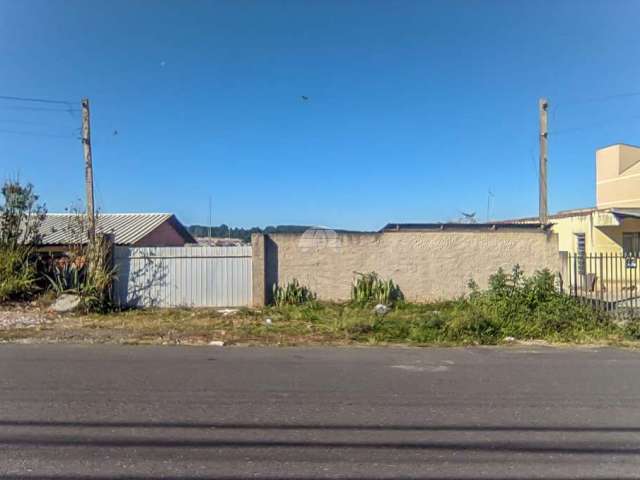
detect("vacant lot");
top-left (0, 301), bottom-right (637, 347)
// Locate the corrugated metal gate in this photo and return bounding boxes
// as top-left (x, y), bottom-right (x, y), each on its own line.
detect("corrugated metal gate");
top-left (113, 246), bottom-right (252, 308)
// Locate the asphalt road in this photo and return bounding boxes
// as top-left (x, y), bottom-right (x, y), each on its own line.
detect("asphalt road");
top-left (1, 345), bottom-right (640, 479)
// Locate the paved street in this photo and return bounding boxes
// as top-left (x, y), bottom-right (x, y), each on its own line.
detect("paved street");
top-left (1, 345), bottom-right (640, 479)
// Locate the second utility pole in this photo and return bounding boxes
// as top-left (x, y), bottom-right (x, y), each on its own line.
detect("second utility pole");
top-left (539, 97), bottom-right (548, 224)
top-left (81, 97), bottom-right (96, 241)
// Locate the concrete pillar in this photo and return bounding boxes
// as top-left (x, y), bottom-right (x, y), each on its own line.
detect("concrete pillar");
top-left (251, 233), bottom-right (266, 307)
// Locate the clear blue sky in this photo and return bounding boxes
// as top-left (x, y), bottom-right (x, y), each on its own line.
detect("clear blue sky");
top-left (1, 0), bottom-right (639, 230)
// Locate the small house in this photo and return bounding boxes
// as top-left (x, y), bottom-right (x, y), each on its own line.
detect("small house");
top-left (37, 213), bottom-right (195, 251)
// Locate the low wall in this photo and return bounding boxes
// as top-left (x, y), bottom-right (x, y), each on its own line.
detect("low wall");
top-left (252, 227), bottom-right (560, 305)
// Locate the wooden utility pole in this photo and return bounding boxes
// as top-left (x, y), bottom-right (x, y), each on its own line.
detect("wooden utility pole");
top-left (81, 98), bottom-right (96, 241)
top-left (539, 97), bottom-right (549, 224)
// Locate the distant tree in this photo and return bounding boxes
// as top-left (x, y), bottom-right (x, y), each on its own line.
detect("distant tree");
top-left (188, 224), bottom-right (311, 243)
top-left (0, 180), bottom-right (46, 249)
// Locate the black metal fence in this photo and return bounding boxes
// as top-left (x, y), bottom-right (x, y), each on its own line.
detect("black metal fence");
top-left (562, 253), bottom-right (640, 317)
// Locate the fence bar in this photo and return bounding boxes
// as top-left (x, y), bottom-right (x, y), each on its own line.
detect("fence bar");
top-left (632, 254), bottom-right (638, 317)
top-left (604, 253), bottom-right (609, 312)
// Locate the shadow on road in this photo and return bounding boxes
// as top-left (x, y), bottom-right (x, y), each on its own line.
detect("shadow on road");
top-left (0, 475), bottom-right (633, 480)
top-left (1, 419), bottom-right (639, 433)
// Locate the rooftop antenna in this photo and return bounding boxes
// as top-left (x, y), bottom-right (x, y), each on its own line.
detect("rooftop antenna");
top-left (208, 196), bottom-right (212, 241)
top-left (486, 189), bottom-right (495, 222)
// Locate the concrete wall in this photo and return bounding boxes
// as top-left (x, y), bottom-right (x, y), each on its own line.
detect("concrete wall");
top-left (252, 228), bottom-right (560, 305)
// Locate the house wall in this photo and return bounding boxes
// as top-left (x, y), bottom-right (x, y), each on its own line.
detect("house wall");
top-left (551, 214), bottom-right (640, 255)
top-left (251, 229), bottom-right (560, 305)
top-left (597, 144), bottom-right (640, 209)
top-left (134, 221), bottom-right (190, 247)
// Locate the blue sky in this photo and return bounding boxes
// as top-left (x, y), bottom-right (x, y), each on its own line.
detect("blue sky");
top-left (1, 0), bottom-right (639, 230)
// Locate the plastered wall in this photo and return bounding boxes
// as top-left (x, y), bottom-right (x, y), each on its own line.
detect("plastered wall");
top-left (252, 229), bottom-right (560, 305)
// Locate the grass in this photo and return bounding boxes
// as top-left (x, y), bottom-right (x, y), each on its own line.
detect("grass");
top-left (2, 266), bottom-right (638, 347)
top-left (0, 299), bottom-right (633, 347)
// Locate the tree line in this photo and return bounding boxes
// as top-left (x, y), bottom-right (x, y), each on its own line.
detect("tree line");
top-left (188, 224), bottom-right (310, 243)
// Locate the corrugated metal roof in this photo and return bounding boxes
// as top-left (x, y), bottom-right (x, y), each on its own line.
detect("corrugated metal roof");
top-left (39, 213), bottom-right (191, 246)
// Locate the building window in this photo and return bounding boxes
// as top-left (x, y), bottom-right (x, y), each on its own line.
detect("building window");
top-left (623, 232), bottom-right (640, 257)
top-left (576, 233), bottom-right (586, 275)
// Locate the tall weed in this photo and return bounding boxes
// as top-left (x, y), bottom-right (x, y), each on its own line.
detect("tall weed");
top-left (351, 272), bottom-right (403, 306)
top-left (273, 279), bottom-right (316, 306)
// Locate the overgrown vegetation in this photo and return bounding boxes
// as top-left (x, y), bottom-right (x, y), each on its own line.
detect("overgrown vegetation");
top-left (262, 266), bottom-right (618, 346)
top-left (4, 265), bottom-right (623, 347)
top-left (0, 180), bottom-right (46, 301)
top-left (44, 211), bottom-right (117, 313)
top-left (0, 180), bottom-right (117, 313)
top-left (273, 279), bottom-right (317, 306)
top-left (452, 265), bottom-right (611, 343)
top-left (351, 272), bottom-right (403, 306)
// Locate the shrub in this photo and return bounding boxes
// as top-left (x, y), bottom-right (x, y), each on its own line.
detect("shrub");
top-left (0, 180), bottom-right (46, 302)
top-left (273, 279), bottom-right (316, 306)
top-left (624, 319), bottom-right (640, 340)
top-left (351, 272), bottom-right (403, 306)
top-left (0, 246), bottom-right (38, 301)
top-left (45, 213), bottom-right (116, 312)
top-left (464, 265), bottom-right (606, 340)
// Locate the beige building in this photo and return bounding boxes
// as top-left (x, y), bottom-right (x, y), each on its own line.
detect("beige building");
top-left (508, 143), bottom-right (640, 256)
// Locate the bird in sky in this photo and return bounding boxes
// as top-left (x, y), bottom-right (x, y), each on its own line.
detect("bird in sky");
top-left (301, 96), bottom-right (309, 101)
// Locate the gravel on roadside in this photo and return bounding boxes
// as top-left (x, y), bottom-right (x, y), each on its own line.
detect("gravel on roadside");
top-left (0, 303), bottom-right (55, 329)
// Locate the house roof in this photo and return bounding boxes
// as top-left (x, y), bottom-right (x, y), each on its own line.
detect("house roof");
top-left (38, 213), bottom-right (195, 246)
top-left (610, 208), bottom-right (640, 220)
top-left (380, 222), bottom-right (552, 232)
top-left (498, 207), bottom-right (640, 224)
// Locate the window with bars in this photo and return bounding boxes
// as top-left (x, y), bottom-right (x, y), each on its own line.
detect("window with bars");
top-left (575, 233), bottom-right (586, 275)
top-left (623, 232), bottom-right (640, 257)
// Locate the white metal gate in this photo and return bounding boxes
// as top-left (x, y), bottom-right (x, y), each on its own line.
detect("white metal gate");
top-left (113, 246), bottom-right (252, 308)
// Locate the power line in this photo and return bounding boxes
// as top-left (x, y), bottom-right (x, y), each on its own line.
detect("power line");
top-left (0, 118), bottom-right (61, 126)
top-left (0, 104), bottom-right (79, 113)
top-left (549, 114), bottom-right (640, 136)
top-left (0, 128), bottom-right (77, 139)
top-left (0, 94), bottom-right (74, 105)
top-left (552, 91), bottom-right (640, 111)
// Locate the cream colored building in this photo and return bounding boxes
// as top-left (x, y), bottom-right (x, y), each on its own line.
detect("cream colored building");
top-left (509, 143), bottom-right (640, 256)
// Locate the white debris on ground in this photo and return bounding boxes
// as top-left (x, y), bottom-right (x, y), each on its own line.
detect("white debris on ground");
top-left (265, 318), bottom-right (273, 325)
top-left (218, 308), bottom-right (239, 317)
top-left (373, 304), bottom-right (389, 316)
top-left (50, 294), bottom-right (81, 313)
top-left (0, 304), bottom-right (52, 329)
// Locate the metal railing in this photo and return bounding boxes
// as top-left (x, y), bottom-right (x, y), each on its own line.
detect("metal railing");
top-left (561, 252), bottom-right (640, 316)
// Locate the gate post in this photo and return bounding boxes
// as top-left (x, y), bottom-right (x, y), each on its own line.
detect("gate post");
top-left (559, 251), bottom-right (569, 294)
top-left (251, 233), bottom-right (266, 307)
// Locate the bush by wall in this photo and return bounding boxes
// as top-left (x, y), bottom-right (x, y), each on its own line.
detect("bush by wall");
top-left (351, 272), bottom-right (403, 306)
top-left (273, 279), bottom-right (316, 306)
